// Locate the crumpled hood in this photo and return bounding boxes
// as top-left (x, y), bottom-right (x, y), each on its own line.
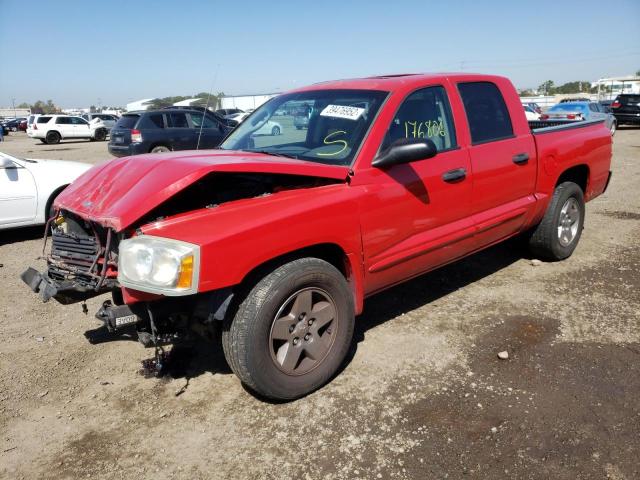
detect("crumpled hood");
top-left (54, 150), bottom-right (350, 231)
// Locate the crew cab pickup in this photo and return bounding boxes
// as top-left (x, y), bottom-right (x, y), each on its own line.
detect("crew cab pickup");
top-left (22, 74), bottom-right (612, 400)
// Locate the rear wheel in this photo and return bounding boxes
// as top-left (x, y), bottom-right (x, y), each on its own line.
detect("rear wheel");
top-left (11, 126), bottom-right (17, 132)
top-left (528, 181), bottom-right (585, 261)
top-left (150, 145), bottom-right (170, 153)
top-left (45, 131), bottom-right (61, 144)
top-left (222, 257), bottom-right (354, 400)
top-left (271, 126), bottom-right (281, 136)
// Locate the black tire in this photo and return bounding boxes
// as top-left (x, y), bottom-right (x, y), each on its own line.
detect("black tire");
top-left (150, 145), bottom-right (170, 153)
top-left (271, 126), bottom-right (280, 136)
top-left (222, 257), bottom-right (354, 400)
top-left (45, 131), bottom-right (61, 145)
top-left (528, 181), bottom-right (585, 261)
top-left (94, 129), bottom-right (107, 141)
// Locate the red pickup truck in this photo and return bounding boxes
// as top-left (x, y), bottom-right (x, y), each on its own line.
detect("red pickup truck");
top-left (22, 74), bottom-right (612, 400)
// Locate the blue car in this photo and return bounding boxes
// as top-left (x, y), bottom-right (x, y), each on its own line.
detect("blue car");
top-left (543, 102), bottom-right (617, 135)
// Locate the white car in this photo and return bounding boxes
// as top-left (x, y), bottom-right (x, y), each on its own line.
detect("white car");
top-left (28, 114), bottom-right (109, 144)
top-left (0, 152), bottom-right (91, 230)
top-left (523, 105), bottom-right (541, 121)
top-left (227, 113), bottom-right (282, 136)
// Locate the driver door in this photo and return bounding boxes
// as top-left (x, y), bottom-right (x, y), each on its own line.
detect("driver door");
top-left (0, 158), bottom-right (37, 226)
top-left (355, 86), bottom-right (475, 294)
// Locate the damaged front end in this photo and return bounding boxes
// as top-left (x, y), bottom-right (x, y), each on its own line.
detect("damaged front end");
top-left (22, 212), bottom-right (118, 304)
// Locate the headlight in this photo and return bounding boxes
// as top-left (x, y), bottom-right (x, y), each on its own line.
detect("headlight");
top-left (118, 236), bottom-right (200, 295)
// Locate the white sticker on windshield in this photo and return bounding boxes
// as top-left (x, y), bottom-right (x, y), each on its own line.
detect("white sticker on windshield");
top-left (320, 105), bottom-right (365, 121)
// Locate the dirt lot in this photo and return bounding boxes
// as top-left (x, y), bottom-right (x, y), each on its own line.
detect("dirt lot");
top-left (1, 129), bottom-right (639, 479)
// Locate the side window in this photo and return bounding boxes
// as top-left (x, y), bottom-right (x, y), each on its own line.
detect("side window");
top-left (190, 113), bottom-right (218, 129)
top-left (589, 104), bottom-right (599, 113)
top-left (382, 86), bottom-right (457, 152)
top-left (71, 117), bottom-right (89, 125)
top-left (167, 113), bottom-right (188, 128)
top-left (148, 114), bottom-right (165, 129)
top-left (458, 82), bottom-right (513, 144)
top-left (56, 117), bottom-right (71, 124)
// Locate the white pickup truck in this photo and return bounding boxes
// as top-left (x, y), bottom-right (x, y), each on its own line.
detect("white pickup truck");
top-left (28, 114), bottom-right (109, 144)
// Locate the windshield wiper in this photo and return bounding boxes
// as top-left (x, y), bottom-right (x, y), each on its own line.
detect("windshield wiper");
top-left (244, 149), bottom-right (299, 159)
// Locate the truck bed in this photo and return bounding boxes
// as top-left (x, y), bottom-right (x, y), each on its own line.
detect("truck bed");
top-left (528, 118), bottom-right (604, 133)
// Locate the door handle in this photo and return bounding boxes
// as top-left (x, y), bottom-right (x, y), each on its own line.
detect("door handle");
top-left (512, 153), bottom-right (529, 165)
top-left (442, 168), bottom-right (467, 183)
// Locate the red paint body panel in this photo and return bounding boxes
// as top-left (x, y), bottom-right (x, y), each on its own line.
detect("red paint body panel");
top-left (51, 73), bottom-right (612, 315)
top-left (54, 151), bottom-right (349, 231)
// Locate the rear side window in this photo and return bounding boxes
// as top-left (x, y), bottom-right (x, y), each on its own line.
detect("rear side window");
top-left (458, 82), bottom-right (513, 144)
top-left (145, 114), bottom-right (165, 128)
top-left (55, 117), bottom-right (72, 124)
top-left (37, 117), bottom-right (51, 123)
top-left (115, 115), bottom-right (140, 129)
top-left (167, 112), bottom-right (188, 128)
top-left (620, 95), bottom-right (640, 105)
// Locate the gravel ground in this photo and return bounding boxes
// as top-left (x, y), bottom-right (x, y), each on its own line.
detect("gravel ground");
top-left (1, 128), bottom-right (639, 479)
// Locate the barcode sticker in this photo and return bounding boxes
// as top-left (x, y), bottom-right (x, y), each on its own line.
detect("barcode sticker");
top-left (320, 105), bottom-right (365, 121)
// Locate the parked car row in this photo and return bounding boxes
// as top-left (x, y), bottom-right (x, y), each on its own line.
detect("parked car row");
top-left (540, 101), bottom-right (617, 135)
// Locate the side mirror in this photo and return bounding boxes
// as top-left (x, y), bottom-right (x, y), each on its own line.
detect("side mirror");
top-left (372, 138), bottom-right (437, 168)
top-left (0, 157), bottom-right (15, 168)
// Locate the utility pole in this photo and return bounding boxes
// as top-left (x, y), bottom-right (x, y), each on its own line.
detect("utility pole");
top-left (12, 98), bottom-right (16, 117)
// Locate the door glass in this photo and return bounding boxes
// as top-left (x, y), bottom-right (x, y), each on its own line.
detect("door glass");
top-left (458, 82), bottom-right (514, 144)
top-left (190, 113), bottom-right (218, 129)
top-left (167, 113), bottom-right (188, 128)
top-left (55, 117), bottom-right (71, 124)
top-left (382, 86), bottom-right (457, 152)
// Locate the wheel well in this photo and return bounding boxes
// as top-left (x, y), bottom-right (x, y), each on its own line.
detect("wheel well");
top-left (240, 244), bottom-right (349, 285)
top-left (45, 185), bottom-right (68, 218)
top-left (149, 143), bottom-right (171, 152)
top-left (557, 164), bottom-right (589, 193)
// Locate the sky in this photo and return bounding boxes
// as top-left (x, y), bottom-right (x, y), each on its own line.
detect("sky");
top-left (1, 0), bottom-right (639, 108)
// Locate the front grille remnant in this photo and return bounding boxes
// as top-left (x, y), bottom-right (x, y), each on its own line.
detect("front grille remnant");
top-left (48, 227), bottom-right (116, 290)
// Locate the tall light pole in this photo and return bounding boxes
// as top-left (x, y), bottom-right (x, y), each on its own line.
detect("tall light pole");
top-left (12, 98), bottom-right (16, 117)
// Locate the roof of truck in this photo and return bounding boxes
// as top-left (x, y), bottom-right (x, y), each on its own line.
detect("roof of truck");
top-left (293, 73), bottom-right (507, 93)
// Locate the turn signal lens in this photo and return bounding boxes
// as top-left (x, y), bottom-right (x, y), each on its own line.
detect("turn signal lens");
top-left (177, 255), bottom-right (194, 289)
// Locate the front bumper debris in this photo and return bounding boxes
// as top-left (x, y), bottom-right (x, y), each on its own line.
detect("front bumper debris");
top-left (21, 267), bottom-right (106, 304)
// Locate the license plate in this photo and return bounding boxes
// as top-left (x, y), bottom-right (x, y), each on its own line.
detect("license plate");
top-left (114, 136), bottom-right (124, 144)
top-left (115, 314), bottom-right (137, 327)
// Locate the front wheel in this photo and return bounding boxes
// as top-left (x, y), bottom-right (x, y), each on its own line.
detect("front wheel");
top-left (222, 257), bottom-right (354, 400)
top-left (528, 181), bottom-right (585, 261)
top-left (271, 126), bottom-right (281, 136)
top-left (94, 128), bottom-right (107, 141)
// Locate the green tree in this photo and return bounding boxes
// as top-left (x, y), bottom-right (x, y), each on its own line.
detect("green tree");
top-left (17, 102), bottom-right (30, 109)
top-left (636, 69), bottom-right (640, 77)
top-left (538, 80), bottom-right (555, 95)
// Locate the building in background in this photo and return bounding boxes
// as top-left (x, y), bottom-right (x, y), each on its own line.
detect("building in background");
top-left (126, 98), bottom-right (155, 112)
top-left (592, 75), bottom-right (640, 99)
top-left (0, 107), bottom-right (30, 118)
top-left (173, 98), bottom-right (203, 107)
top-left (218, 93), bottom-right (280, 111)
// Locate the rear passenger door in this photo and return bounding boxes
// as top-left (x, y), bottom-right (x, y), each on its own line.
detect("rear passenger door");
top-left (166, 112), bottom-right (193, 150)
top-left (188, 113), bottom-right (225, 149)
top-left (457, 81), bottom-right (537, 247)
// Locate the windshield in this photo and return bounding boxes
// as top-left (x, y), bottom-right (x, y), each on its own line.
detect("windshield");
top-left (219, 89), bottom-right (388, 166)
